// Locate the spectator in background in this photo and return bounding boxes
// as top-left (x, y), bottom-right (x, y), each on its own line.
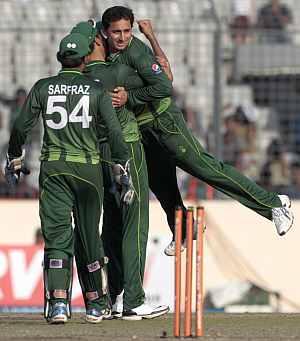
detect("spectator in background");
top-left (0, 169), bottom-right (10, 196)
top-left (0, 88), bottom-right (41, 187)
top-left (172, 88), bottom-right (203, 138)
top-left (34, 227), bottom-right (44, 246)
top-left (283, 161), bottom-right (300, 199)
top-left (223, 104), bottom-right (259, 180)
top-left (0, 87), bottom-right (27, 132)
top-left (223, 107), bottom-right (245, 167)
top-left (257, 0), bottom-right (293, 43)
top-left (234, 105), bottom-right (259, 180)
top-left (230, 0), bottom-right (256, 44)
top-left (12, 175), bottom-right (39, 198)
top-left (260, 138), bottom-right (290, 192)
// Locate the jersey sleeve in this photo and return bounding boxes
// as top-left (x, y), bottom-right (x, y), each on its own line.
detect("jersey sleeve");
top-left (8, 84), bottom-right (41, 157)
top-left (126, 50), bottom-right (173, 107)
top-left (97, 90), bottom-right (130, 164)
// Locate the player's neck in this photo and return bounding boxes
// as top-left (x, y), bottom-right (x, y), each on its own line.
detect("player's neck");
top-left (86, 50), bottom-right (105, 63)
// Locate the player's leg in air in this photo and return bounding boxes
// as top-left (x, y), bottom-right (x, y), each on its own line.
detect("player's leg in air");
top-left (136, 18), bottom-right (294, 236)
top-left (145, 105), bottom-right (294, 236)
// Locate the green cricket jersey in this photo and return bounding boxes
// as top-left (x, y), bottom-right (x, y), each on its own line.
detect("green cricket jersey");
top-left (84, 60), bottom-right (142, 143)
top-left (8, 68), bottom-right (129, 165)
top-left (108, 36), bottom-right (173, 114)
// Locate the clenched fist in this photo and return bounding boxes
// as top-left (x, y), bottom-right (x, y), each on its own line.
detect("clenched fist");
top-left (137, 19), bottom-right (154, 39)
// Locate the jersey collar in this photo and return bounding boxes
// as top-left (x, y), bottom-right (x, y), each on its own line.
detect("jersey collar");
top-left (85, 60), bottom-right (109, 67)
top-left (58, 68), bottom-right (82, 75)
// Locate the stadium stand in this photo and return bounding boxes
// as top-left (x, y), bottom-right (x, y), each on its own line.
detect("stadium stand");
top-left (1, 0), bottom-right (300, 197)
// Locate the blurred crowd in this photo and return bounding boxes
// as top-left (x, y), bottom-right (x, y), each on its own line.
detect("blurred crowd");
top-left (1, 0), bottom-right (300, 200)
top-left (178, 101), bottom-right (300, 201)
top-left (230, 0), bottom-right (293, 44)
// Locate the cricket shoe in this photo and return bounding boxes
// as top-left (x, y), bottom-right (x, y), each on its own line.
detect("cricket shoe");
top-left (122, 303), bottom-right (170, 321)
top-left (85, 308), bottom-right (107, 323)
top-left (272, 195), bottom-right (294, 236)
top-left (47, 302), bottom-right (68, 324)
top-left (164, 240), bottom-right (185, 256)
top-left (111, 293), bottom-right (123, 319)
top-left (101, 307), bottom-right (113, 320)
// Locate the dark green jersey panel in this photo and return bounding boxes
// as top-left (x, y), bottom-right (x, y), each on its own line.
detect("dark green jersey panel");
top-left (84, 61), bottom-right (140, 142)
top-left (108, 36), bottom-right (172, 112)
top-left (8, 69), bottom-right (129, 164)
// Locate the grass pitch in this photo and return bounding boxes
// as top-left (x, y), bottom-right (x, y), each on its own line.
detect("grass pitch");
top-left (0, 313), bottom-right (300, 340)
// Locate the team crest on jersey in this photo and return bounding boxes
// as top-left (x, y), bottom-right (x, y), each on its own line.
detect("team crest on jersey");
top-left (151, 63), bottom-right (162, 74)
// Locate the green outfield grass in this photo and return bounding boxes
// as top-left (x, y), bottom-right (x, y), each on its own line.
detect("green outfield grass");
top-left (1, 313), bottom-right (300, 340)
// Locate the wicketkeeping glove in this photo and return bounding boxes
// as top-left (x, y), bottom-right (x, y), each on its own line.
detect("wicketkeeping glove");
top-left (5, 150), bottom-right (30, 187)
top-left (112, 160), bottom-right (135, 205)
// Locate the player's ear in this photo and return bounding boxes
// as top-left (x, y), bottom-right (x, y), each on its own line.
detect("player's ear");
top-left (102, 29), bottom-right (108, 40)
top-left (95, 36), bottom-right (102, 46)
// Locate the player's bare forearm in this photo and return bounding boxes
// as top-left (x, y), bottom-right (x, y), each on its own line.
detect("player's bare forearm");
top-left (138, 19), bottom-right (173, 81)
top-left (146, 36), bottom-right (173, 81)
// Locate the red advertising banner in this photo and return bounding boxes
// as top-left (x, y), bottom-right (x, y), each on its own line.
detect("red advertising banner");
top-left (0, 246), bottom-right (84, 307)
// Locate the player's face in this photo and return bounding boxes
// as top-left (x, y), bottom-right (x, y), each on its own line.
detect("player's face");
top-left (105, 19), bottom-right (132, 52)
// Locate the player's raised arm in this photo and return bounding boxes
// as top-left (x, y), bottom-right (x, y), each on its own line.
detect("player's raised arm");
top-left (138, 19), bottom-right (173, 82)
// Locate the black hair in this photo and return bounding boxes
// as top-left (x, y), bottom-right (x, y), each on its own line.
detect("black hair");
top-left (291, 160), bottom-right (300, 169)
top-left (15, 87), bottom-right (27, 96)
top-left (56, 51), bottom-right (84, 68)
top-left (267, 138), bottom-right (285, 159)
top-left (234, 105), bottom-right (250, 125)
top-left (102, 6), bottom-right (134, 29)
top-left (89, 41), bottom-right (95, 54)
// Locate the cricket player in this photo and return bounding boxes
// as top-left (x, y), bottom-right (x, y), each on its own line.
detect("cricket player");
top-left (70, 21), bottom-right (169, 320)
top-left (4, 32), bottom-right (132, 324)
top-left (101, 6), bottom-right (294, 238)
top-left (100, 7), bottom-right (189, 257)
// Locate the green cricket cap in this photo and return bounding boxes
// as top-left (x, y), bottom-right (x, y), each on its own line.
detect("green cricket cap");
top-left (58, 33), bottom-right (90, 59)
top-left (71, 21), bottom-right (97, 44)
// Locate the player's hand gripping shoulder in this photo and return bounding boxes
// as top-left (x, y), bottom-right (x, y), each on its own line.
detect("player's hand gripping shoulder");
top-left (4, 150), bottom-right (30, 187)
top-left (112, 160), bottom-right (135, 205)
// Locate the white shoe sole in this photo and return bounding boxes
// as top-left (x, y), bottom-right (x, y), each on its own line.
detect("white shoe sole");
top-left (122, 307), bottom-right (169, 321)
top-left (85, 315), bottom-right (103, 323)
top-left (49, 314), bottom-right (67, 324)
